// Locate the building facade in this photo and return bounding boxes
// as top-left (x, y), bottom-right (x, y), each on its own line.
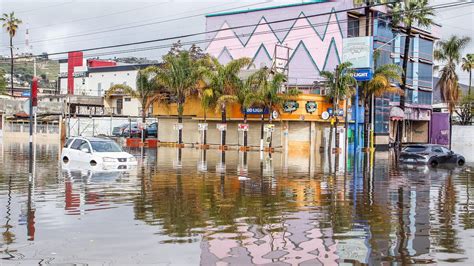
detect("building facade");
top-left (203, 0), bottom-right (440, 149)
top-left (58, 52), bottom-right (156, 117)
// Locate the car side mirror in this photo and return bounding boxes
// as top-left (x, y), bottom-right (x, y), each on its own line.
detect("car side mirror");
top-left (81, 148), bottom-right (90, 153)
top-left (449, 150), bottom-right (454, 155)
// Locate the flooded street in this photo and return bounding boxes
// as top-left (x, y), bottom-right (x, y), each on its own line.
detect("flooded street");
top-left (0, 142), bottom-right (473, 265)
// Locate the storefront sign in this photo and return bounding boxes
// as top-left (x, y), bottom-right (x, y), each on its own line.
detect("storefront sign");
top-left (198, 123), bottom-right (208, 131)
top-left (238, 123), bottom-right (249, 131)
top-left (305, 101), bottom-right (317, 113)
top-left (342, 37), bottom-right (373, 69)
top-left (321, 111), bottom-right (330, 120)
top-left (327, 108), bottom-right (344, 116)
top-left (242, 107), bottom-right (268, 114)
top-left (351, 68), bottom-right (373, 81)
top-left (264, 124), bottom-right (275, 133)
top-left (283, 101), bottom-right (299, 113)
top-left (216, 123), bottom-right (227, 131)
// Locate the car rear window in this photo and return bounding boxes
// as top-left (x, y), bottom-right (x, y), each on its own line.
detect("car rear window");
top-left (403, 146), bottom-right (428, 152)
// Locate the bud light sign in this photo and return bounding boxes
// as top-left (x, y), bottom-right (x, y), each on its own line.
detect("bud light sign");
top-left (352, 68), bottom-right (372, 81)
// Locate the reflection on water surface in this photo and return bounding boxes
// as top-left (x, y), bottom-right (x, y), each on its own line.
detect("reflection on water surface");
top-left (0, 142), bottom-right (473, 264)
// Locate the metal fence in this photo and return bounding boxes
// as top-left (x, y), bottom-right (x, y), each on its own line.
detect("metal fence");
top-left (66, 117), bottom-right (158, 137)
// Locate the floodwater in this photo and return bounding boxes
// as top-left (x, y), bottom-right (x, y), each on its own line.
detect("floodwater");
top-left (0, 141), bottom-right (473, 265)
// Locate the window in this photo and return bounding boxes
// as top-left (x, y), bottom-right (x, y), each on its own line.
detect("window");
top-left (347, 16), bottom-right (360, 37)
top-left (419, 38), bottom-right (434, 61)
top-left (404, 146), bottom-right (428, 152)
top-left (123, 81), bottom-right (127, 86)
top-left (64, 138), bottom-right (74, 148)
top-left (70, 139), bottom-right (83, 150)
top-left (432, 146), bottom-right (443, 153)
top-left (441, 147), bottom-right (450, 153)
top-left (98, 82), bottom-right (102, 96)
top-left (110, 82), bottom-right (114, 88)
top-left (124, 98), bottom-right (131, 102)
top-left (90, 141), bottom-right (123, 152)
top-left (418, 63), bottom-right (433, 88)
top-left (79, 141), bottom-right (91, 152)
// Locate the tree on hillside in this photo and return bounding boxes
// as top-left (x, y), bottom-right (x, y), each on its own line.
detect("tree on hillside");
top-left (461, 54), bottom-right (474, 95)
top-left (392, 0), bottom-right (434, 145)
top-left (320, 62), bottom-right (357, 153)
top-left (455, 93), bottom-right (474, 125)
top-left (203, 57), bottom-right (252, 147)
top-left (0, 68), bottom-right (6, 94)
top-left (434, 35), bottom-right (471, 148)
top-left (106, 66), bottom-right (165, 140)
top-left (1, 12), bottom-right (22, 95)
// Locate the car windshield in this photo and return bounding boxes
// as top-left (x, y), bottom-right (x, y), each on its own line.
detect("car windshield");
top-left (403, 146), bottom-right (428, 153)
top-left (90, 141), bottom-right (123, 152)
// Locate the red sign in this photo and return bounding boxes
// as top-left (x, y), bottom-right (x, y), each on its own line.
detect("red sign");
top-left (32, 77), bottom-right (38, 107)
top-left (238, 123), bottom-right (249, 131)
top-left (67, 51), bottom-right (83, 94)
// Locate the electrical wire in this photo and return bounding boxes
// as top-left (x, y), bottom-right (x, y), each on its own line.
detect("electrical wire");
top-left (9, 1), bottom-right (473, 60)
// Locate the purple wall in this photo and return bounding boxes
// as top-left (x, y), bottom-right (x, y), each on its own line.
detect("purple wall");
top-left (430, 112), bottom-right (450, 145)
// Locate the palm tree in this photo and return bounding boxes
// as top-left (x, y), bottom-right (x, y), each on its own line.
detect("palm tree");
top-left (203, 57), bottom-right (252, 147)
top-left (434, 35), bottom-right (471, 148)
top-left (238, 78), bottom-right (261, 147)
top-left (247, 67), bottom-right (299, 149)
top-left (1, 12), bottom-right (22, 95)
top-left (156, 50), bottom-right (207, 144)
top-left (362, 63), bottom-right (403, 148)
top-left (461, 54), bottom-right (474, 95)
top-left (320, 62), bottom-right (357, 153)
top-left (106, 66), bottom-right (164, 140)
top-left (392, 0), bottom-right (434, 144)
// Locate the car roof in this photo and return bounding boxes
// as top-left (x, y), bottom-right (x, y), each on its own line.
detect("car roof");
top-left (70, 136), bottom-right (114, 142)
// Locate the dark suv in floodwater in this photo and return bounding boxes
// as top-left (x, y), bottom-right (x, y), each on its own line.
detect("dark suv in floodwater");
top-left (400, 144), bottom-right (465, 167)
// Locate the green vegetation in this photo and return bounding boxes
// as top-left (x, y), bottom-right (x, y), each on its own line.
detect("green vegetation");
top-left (461, 54), bottom-right (474, 95)
top-left (320, 62), bottom-right (357, 152)
top-left (0, 68), bottom-right (6, 94)
top-left (0, 57), bottom-right (59, 88)
top-left (1, 12), bottom-right (22, 94)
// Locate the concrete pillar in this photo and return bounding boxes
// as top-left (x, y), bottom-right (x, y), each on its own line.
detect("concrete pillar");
top-left (310, 121), bottom-right (316, 176)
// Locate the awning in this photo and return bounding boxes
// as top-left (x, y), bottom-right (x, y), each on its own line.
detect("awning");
top-left (390, 106), bottom-right (405, 121)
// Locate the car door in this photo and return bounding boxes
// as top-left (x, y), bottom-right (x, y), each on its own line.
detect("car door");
top-left (77, 140), bottom-right (93, 163)
top-left (441, 147), bottom-right (456, 163)
top-left (432, 146), bottom-right (447, 163)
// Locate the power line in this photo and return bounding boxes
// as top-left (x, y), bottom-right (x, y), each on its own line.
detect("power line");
top-left (13, 1), bottom-right (473, 60)
top-left (9, 1), bottom-right (272, 47)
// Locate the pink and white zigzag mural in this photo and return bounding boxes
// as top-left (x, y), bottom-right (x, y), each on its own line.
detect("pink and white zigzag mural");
top-left (206, 9), bottom-right (346, 85)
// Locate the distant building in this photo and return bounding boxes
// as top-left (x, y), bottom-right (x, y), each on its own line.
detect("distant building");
top-left (58, 52), bottom-right (158, 116)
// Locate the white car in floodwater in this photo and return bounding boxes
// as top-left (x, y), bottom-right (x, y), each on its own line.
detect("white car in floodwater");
top-left (62, 137), bottom-right (137, 170)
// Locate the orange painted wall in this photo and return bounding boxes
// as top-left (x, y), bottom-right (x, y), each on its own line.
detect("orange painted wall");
top-left (152, 94), bottom-right (346, 122)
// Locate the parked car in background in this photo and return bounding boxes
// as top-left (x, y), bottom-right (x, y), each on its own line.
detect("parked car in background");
top-left (62, 137), bottom-right (137, 170)
top-left (112, 123), bottom-right (129, 136)
top-left (400, 144), bottom-right (465, 167)
top-left (146, 122), bottom-right (158, 138)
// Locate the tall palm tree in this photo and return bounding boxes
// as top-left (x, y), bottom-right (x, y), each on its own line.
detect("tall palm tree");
top-left (362, 63), bottom-right (403, 147)
top-left (320, 62), bottom-right (357, 153)
top-left (247, 67), bottom-right (299, 149)
top-left (203, 57), bottom-right (252, 147)
top-left (392, 0), bottom-right (434, 144)
top-left (434, 35), bottom-right (471, 148)
top-left (1, 12), bottom-right (22, 95)
top-left (156, 50), bottom-right (207, 144)
top-left (461, 54), bottom-right (474, 95)
top-left (105, 66), bottom-right (164, 140)
top-left (238, 78), bottom-right (261, 147)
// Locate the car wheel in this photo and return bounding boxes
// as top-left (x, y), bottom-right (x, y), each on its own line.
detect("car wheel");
top-left (429, 158), bottom-right (439, 167)
top-left (458, 158), bottom-right (465, 166)
top-left (90, 160), bottom-right (97, 166)
top-left (63, 156), bottom-right (69, 164)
